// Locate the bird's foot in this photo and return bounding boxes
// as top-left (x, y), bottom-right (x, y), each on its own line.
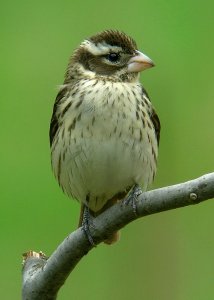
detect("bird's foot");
top-left (81, 206), bottom-right (96, 246)
top-left (123, 184), bottom-right (142, 215)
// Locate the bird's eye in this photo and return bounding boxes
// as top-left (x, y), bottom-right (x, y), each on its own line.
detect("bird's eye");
top-left (106, 53), bottom-right (120, 62)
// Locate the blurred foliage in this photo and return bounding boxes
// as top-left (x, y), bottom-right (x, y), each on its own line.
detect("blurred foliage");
top-left (1, 0), bottom-right (214, 299)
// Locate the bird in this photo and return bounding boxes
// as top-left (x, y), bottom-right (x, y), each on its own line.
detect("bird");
top-left (49, 30), bottom-right (160, 245)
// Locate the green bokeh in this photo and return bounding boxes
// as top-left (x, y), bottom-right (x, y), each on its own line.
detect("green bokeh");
top-left (1, 0), bottom-right (214, 299)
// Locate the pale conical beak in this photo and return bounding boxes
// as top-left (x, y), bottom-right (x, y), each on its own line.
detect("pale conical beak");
top-left (127, 50), bottom-right (155, 73)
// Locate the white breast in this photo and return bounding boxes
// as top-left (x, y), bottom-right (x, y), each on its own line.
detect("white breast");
top-left (51, 79), bottom-right (158, 212)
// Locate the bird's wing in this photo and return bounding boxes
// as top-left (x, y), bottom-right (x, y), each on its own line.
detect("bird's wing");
top-left (142, 87), bottom-right (161, 145)
top-left (49, 87), bottom-right (68, 146)
top-left (150, 107), bottom-right (161, 145)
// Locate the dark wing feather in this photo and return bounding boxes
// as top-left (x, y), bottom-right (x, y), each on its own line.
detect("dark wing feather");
top-left (142, 87), bottom-right (161, 145)
top-left (150, 108), bottom-right (161, 145)
top-left (49, 87), bottom-right (68, 146)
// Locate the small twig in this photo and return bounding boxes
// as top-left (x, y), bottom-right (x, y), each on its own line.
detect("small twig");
top-left (22, 172), bottom-right (214, 300)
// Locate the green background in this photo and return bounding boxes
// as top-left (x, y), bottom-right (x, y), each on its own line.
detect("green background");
top-left (1, 0), bottom-right (214, 299)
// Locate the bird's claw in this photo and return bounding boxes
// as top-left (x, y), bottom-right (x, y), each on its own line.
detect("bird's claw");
top-left (123, 184), bottom-right (142, 215)
top-left (81, 206), bottom-right (96, 246)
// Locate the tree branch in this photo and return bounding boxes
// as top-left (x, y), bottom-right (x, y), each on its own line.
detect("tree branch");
top-left (22, 172), bottom-right (214, 299)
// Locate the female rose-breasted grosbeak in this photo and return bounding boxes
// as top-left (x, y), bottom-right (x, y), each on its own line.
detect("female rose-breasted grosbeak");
top-left (50, 30), bottom-right (160, 244)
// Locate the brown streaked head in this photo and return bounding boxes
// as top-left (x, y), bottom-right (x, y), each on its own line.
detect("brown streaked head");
top-left (64, 30), bottom-right (154, 83)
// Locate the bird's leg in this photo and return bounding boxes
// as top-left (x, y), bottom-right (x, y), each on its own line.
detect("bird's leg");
top-left (81, 205), bottom-right (96, 246)
top-left (123, 184), bottom-right (142, 215)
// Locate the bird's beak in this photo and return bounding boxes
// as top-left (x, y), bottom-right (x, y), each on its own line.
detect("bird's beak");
top-left (127, 51), bottom-right (155, 73)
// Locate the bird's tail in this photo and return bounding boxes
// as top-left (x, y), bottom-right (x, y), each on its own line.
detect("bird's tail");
top-left (103, 231), bottom-right (120, 245)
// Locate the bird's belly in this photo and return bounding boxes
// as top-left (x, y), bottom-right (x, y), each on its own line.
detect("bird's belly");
top-left (58, 128), bottom-right (155, 212)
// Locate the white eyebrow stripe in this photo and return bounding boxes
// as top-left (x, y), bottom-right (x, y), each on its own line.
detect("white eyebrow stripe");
top-left (82, 40), bottom-right (122, 55)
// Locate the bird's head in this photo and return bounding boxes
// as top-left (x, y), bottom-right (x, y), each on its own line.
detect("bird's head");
top-left (65, 30), bottom-right (154, 83)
